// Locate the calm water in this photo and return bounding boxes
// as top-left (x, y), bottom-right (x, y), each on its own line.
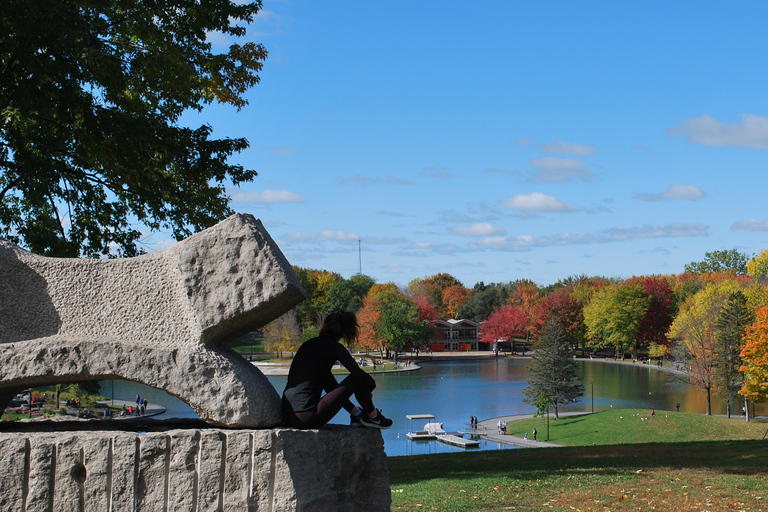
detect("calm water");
top-left (100, 358), bottom-right (765, 457)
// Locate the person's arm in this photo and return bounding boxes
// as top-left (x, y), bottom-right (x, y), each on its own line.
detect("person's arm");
top-left (334, 342), bottom-right (376, 390)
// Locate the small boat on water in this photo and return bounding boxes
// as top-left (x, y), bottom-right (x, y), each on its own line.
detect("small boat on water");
top-left (405, 414), bottom-right (474, 446)
top-left (406, 414), bottom-right (439, 440)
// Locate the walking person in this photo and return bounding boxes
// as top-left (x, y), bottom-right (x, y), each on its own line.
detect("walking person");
top-left (282, 311), bottom-right (392, 430)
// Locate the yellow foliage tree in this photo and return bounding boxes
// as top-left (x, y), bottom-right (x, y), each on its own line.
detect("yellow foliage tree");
top-left (668, 280), bottom-right (742, 414)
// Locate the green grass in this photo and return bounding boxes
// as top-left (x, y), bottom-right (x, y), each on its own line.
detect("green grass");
top-left (388, 410), bottom-right (768, 511)
top-left (506, 408), bottom-right (768, 445)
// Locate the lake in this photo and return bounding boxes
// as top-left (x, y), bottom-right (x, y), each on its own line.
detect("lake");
top-left (100, 357), bottom-right (765, 457)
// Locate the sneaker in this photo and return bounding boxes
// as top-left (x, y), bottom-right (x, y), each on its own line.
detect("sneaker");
top-left (350, 413), bottom-right (363, 427)
top-left (360, 409), bottom-right (393, 429)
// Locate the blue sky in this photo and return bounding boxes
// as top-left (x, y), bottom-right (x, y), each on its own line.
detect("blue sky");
top-left (172, 1), bottom-right (768, 288)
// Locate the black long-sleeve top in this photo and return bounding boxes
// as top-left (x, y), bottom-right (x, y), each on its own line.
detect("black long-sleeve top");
top-left (282, 334), bottom-right (376, 413)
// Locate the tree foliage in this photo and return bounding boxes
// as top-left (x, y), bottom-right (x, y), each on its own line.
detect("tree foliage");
top-left (1, 0), bottom-right (267, 257)
top-left (263, 312), bottom-right (301, 358)
top-left (684, 249), bottom-right (750, 275)
top-left (377, 289), bottom-right (433, 358)
top-left (324, 274), bottom-right (376, 314)
top-left (478, 305), bottom-right (529, 344)
top-left (456, 281), bottom-right (514, 322)
top-left (626, 275), bottom-right (675, 347)
top-left (583, 283), bottom-right (651, 357)
top-left (523, 318), bottom-right (583, 419)
top-left (668, 280), bottom-right (742, 414)
top-left (740, 305), bottom-right (768, 404)
top-left (292, 267), bottom-right (341, 324)
top-left (715, 291), bottom-right (753, 416)
top-left (747, 249), bottom-right (768, 280)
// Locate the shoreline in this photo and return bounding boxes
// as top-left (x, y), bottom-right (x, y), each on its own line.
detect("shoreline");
top-left (254, 350), bottom-right (690, 379)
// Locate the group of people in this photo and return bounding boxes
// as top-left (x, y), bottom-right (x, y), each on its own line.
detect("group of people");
top-left (117, 395), bottom-right (149, 417)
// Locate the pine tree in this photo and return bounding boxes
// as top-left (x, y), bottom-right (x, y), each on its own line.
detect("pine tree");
top-left (523, 317), bottom-right (583, 419)
top-left (715, 291), bottom-right (753, 418)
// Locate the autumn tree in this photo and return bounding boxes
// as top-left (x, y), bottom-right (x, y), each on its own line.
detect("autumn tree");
top-left (740, 305), bottom-right (768, 412)
top-left (442, 284), bottom-right (473, 319)
top-left (523, 317), bottom-right (583, 419)
top-left (263, 312), bottom-right (301, 359)
top-left (583, 283), bottom-right (651, 358)
top-left (357, 295), bottom-right (383, 353)
top-left (478, 305), bottom-right (530, 344)
top-left (509, 279), bottom-right (540, 317)
top-left (292, 267), bottom-right (341, 324)
top-left (626, 275), bottom-right (676, 348)
top-left (408, 273), bottom-right (466, 319)
top-left (715, 291), bottom-right (753, 418)
top-left (668, 280), bottom-right (742, 414)
top-left (747, 249), bottom-right (768, 280)
top-left (684, 249), bottom-right (750, 275)
top-left (531, 287), bottom-right (584, 351)
top-left (1, 0), bottom-right (266, 257)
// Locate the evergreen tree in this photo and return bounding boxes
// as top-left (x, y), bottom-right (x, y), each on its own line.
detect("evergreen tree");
top-left (715, 291), bottom-right (753, 418)
top-left (523, 317), bottom-right (583, 419)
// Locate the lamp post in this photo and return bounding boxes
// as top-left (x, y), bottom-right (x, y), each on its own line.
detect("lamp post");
top-left (591, 381), bottom-right (594, 414)
top-left (546, 400), bottom-right (550, 442)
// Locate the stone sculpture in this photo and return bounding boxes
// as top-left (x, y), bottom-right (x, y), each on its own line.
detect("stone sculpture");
top-left (0, 213), bottom-right (306, 427)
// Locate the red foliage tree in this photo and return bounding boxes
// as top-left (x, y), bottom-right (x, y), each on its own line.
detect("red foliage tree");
top-left (530, 287), bottom-right (584, 344)
top-left (625, 275), bottom-right (675, 347)
top-left (479, 305), bottom-right (530, 343)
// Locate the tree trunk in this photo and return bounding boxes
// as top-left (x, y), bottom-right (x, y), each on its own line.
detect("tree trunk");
top-left (705, 385), bottom-right (711, 415)
top-left (745, 398), bottom-right (750, 423)
top-left (553, 403), bottom-right (560, 420)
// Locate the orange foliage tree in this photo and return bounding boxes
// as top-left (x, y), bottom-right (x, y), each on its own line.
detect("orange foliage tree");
top-left (357, 295), bottom-right (383, 352)
top-left (740, 305), bottom-right (768, 407)
top-left (442, 285), bottom-right (473, 319)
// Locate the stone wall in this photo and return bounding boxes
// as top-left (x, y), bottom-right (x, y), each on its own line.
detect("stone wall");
top-left (0, 423), bottom-right (390, 512)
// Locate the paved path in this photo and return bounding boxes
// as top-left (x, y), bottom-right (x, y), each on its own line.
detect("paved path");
top-left (95, 399), bottom-right (166, 419)
top-left (476, 412), bottom-right (589, 448)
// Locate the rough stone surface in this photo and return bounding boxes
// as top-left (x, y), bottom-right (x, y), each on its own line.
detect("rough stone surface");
top-left (0, 425), bottom-right (389, 512)
top-left (0, 214), bottom-right (306, 427)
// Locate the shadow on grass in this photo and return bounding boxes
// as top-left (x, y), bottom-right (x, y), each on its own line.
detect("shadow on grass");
top-left (388, 440), bottom-right (768, 485)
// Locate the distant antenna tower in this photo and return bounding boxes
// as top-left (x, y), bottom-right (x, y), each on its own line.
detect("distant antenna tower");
top-left (358, 239), bottom-right (362, 275)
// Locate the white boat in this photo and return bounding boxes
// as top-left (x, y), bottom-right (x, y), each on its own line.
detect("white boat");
top-left (406, 414), bottom-right (439, 440)
top-left (406, 414), bottom-right (463, 440)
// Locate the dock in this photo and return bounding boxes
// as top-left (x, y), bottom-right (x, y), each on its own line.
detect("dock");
top-left (436, 434), bottom-right (480, 448)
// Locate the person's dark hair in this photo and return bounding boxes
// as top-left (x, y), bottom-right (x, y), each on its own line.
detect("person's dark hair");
top-left (321, 311), bottom-right (359, 344)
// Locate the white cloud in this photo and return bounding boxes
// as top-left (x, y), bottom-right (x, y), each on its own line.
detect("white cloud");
top-left (321, 230), bottom-right (359, 242)
top-left (528, 157), bottom-right (595, 183)
top-left (284, 232), bottom-right (323, 243)
top-left (233, 189), bottom-right (305, 203)
top-left (606, 223), bottom-right (708, 240)
top-left (732, 219), bottom-right (768, 231)
top-left (636, 183), bottom-right (706, 202)
top-left (467, 223), bottom-right (708, 251)
top-left (539, 140), bottom-right (597, 156)
top-left (500, 192), bottom-right (578, 213)
top-left (669, 114), bottom-right (768, 149)
top-left (450, 223), bottom-right (506, 237)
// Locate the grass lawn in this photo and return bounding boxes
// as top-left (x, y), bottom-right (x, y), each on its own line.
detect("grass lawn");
top-left (388, 409), bottom-right (768, 511)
